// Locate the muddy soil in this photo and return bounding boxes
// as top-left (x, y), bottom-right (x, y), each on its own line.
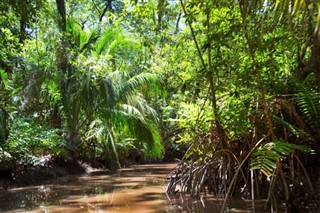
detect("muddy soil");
top-left (0, 158), bottom-right (86, 190)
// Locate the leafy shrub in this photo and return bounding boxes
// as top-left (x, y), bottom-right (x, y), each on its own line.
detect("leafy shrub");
top-left (3, 116), bottom-right (68, 166)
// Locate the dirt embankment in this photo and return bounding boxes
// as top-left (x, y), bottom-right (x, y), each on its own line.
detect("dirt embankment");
top-left (0, 157), bottom-right (87, 190)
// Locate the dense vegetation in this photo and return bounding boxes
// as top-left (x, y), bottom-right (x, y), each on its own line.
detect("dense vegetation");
top-left (0, 0), bottom-right (319, 211)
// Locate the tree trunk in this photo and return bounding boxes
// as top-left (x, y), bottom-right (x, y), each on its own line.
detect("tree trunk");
top-left (0, 108), bottom-right (8, 145)
top-left (307, 35), bottom-right (320, 84)
top-left (56, 0), bottom-right (66, 31)
top-left (180, 0), bottom-right (227, 149)
top-left (99, 0), bottom-right (113, 23)
top-left (55, 0), bottom-right (80, 157)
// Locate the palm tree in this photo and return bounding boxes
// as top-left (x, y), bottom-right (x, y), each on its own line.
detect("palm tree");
top-left (14, 5), bottom-right (163, 168)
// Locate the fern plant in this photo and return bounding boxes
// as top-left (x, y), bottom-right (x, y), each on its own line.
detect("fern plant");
top-left (297, 90), bottom-right (320, 131)
top-left (250, 140), bottom-right (309, 178)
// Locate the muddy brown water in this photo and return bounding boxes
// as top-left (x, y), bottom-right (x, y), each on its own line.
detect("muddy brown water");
top-left (0, 163), bottom-right (268, 213)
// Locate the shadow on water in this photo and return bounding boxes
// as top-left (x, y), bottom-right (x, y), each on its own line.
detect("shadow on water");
top-left (0, 163), bottom-right (269, 213)
top-left (160, 195), bottom-right (269, 213)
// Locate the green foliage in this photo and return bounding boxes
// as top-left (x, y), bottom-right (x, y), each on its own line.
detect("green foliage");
top-left (220, 93), bottom-right (252, 137)
top-left (250, 140), bottom-right (309, 178)
top-left (0, 3), bottom-right (320, 212)
top-left (3, 116), bottom-right (67, 165)
top-left (47, 16), bottom-right (165, 166)
top-left (297, 90), bottom-right (320, 130)
top-left (0, 69), bottom-right (9, 89)
top-left (0, 146), bottom-right (11, 165)
top-left (66, 18), bottom-right (94, 50)
top-left (41, 79), bottom-right (61, 106)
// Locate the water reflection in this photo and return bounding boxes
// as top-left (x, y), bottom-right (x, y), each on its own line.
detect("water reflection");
top-left (0, 164), bottom-right (268, 213)
top-left (161, 195), bottom-right (269, 213)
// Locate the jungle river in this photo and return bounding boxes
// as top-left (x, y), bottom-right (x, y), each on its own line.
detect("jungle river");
top-left (0, 163), bottom-right (268, 212)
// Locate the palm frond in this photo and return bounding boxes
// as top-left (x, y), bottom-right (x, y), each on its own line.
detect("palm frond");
top-left (98, 77), bottom-right (117, 106)
top-left (107, 36), bottom-right (141, 61)
top-left (79, 29), bottom-right (94, 50)
top-left (120, 104), bottom-right (145, 121)
top-left (250, 140), bottom-right (309, 178)
top-left (85, 119), bottom-right (120, 168)
top-left (297, 90), bottom-right (320, 129)
top-left (106, 128), bottom-right (121, 169)
top-left (145, 123), bottom-right (163, 158)
top-left (271, 114), bottom-right (311, 140)
top-left (41, 79), bottom-right (61, 106)
top-left (129, 118), bottom-right (163, 159)
top-left (66, 19), bottom-right (93, 50)
top-left (85, 119), bottom-right (105, 140)
top-left (95, 28), bottom-right (121, 55)
top-left (119, 73), bottom-right (158, 100)
top-left (124, 94), bottom-right (159, 122)
top-left (108, 103), bottom-right (163, 159)
top-left (107, 36), bottom-right (124, 55)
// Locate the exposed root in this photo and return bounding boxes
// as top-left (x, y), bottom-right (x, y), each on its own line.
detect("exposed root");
top-left (166, 158), bottom-right (237, 199)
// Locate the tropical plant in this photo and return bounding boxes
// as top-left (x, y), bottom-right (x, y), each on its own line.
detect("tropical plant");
top-left (0, 0), bottom-right (164, 170)
top-left (165, 0), bottom-right (320, 211)
top-left (297, 90), bottom-right (320, 132)
top-left (3, 115), bottom-right (67, 166)
top-left (1, 0), bottom-right (320, 211)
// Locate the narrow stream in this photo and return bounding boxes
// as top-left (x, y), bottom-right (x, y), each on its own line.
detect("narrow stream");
top-left (0, 163), bottom-right (268, 213)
